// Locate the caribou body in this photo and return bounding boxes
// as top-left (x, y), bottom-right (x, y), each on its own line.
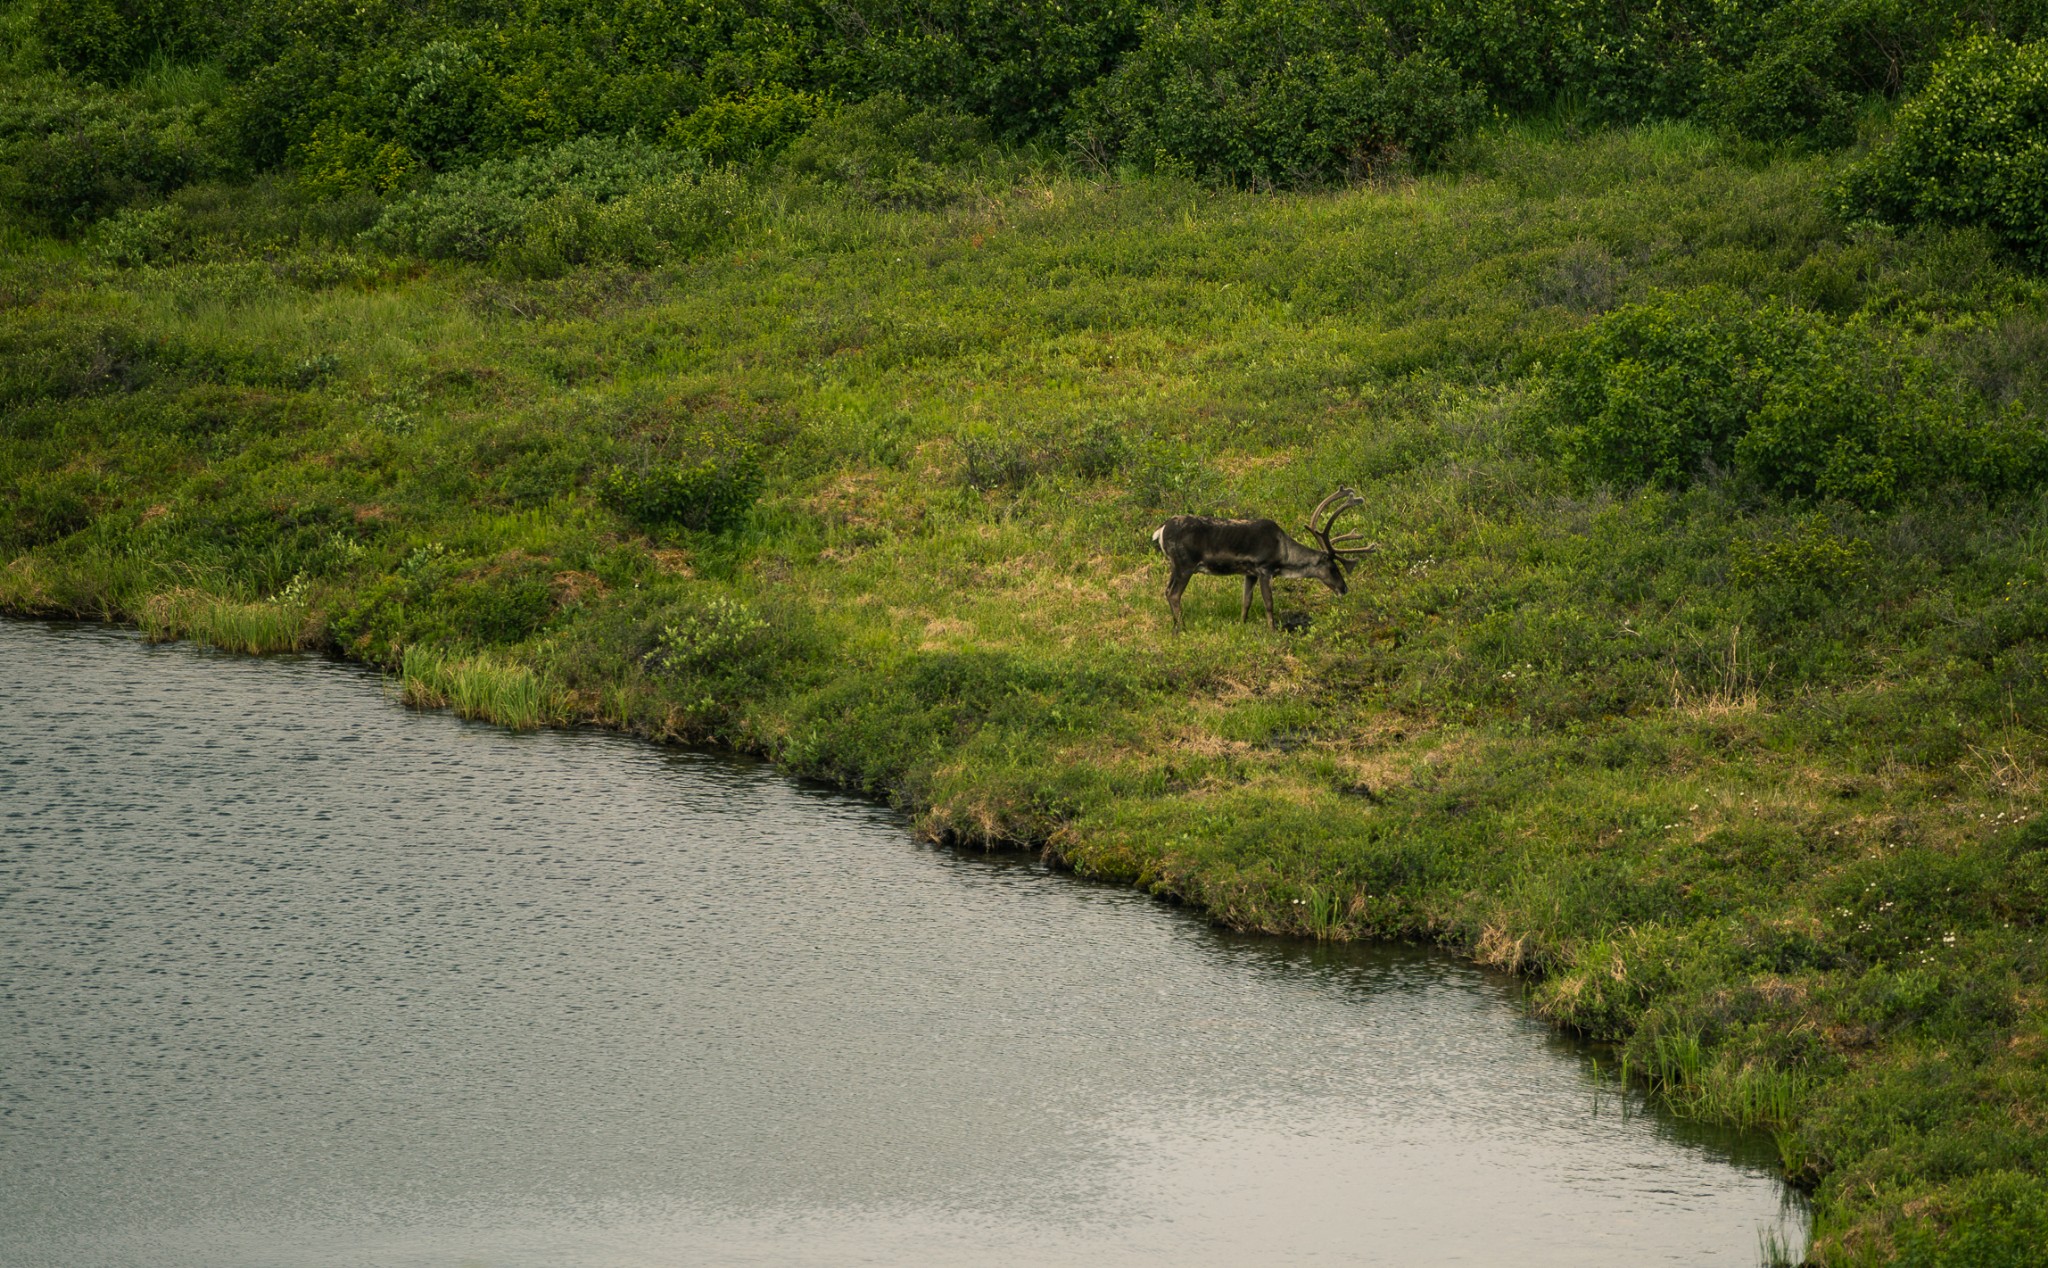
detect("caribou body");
top-left (1152, 488), bottom-right (1372, 631)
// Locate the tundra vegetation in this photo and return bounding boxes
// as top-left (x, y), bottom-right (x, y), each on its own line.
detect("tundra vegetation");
top-left (6, 2), bottom-right (2048, 1262)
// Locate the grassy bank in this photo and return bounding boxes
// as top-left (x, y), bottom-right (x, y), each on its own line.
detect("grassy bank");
top-left (7, 122), bottom-right (2048, 1263)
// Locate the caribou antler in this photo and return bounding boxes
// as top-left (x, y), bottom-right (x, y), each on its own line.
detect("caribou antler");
top-left (1308, 487), bottom-right (1367, 553)
top-left (1303, 488), bottom-right (1351, 537)
top-left (1309, 487), bottom-right (1380, 559)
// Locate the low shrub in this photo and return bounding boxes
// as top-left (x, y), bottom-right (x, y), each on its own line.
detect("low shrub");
top-left (666, 86), bottom-right (821, 165)
top-left (37, 0), bottom-right (218, 80)
top-left (368, 137), bottom-right (753, 271)
top-left (503, 167), bottom-right (754, 275)
top-left (0, 86), bottom-right (229, 229)
top-left (1069, 0), bottom-right (1483, 186)
top-left (647, 595), bottom-right (769, 675)
top-left (367, 136), bottom-right (689, 261)
top-left (1823, 845), bottom-right (1996, 971)
top-left (1, 469), bottom-right (99, 552)
top-left (954, 414), bottom-right (1137, 489)
top-left (781, 92), bottom-right (987, 208)
top-left (956, 430), bottom-right (1047, 492)
top-left (88, 204), bottom-right (188, 265)
top-left (1534, 287), bottom-right (2048, 507)
top-left (1727, 517), bottom-right (1869, 592)
top-left (1894, 1171), bottom-right (2048, 1268)
top-left (0, 317), bottom-right (162, 405)
top-left (597, 444), bottom-right (764, 534)
top-left (1840, 36), bottom-right (2048, 268)
top-left (437, 566), bottom-right (558, 645)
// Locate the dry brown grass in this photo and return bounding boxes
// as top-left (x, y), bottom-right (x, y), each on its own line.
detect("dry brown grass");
top-left (0, 557), bottom-right (56, 610)
top-left (1476, 923), bottom-right (1537, 973)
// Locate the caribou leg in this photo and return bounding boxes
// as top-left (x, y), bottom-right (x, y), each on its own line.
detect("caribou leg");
top-left (1167, 568), bottom-right (1191, 632)
top-left (1259, 573), bottom-right (1276, 628)
top-left (1241, 576), bottom-right (1256, 623)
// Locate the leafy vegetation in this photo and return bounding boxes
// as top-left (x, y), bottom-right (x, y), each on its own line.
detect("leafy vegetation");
top-left (1535, 286), bottom-right (2048, 507)
top-left (1841, 35), bottom-right (2048, 269)
top-left (599, 444), bottom-right (765, 534)
top-left (7, 0), bottom-right (2048, 211)
top-left (9, 0), bottom-right (2048, 1263)
top-left (1068, 2), bottom-right (1483, 185)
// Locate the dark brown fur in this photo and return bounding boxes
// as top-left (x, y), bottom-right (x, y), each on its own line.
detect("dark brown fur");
top-left (1152, 515), bottom-right (1346, 631)
top-left (1152, 489), bottom-right (1373, 632)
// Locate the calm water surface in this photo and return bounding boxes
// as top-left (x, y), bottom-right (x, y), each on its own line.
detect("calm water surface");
top-left (0, 621), bottom-right (1806, 1265)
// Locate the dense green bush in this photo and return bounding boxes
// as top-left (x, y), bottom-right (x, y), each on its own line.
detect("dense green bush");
top-left (18, 0), bottom-right (2048, 225)
top-left (1382, 0), bottom-right (2047, 144)
top-left (665, 86), bottom-right (821, 165)
top-left (1381, 0), bottom-right (1710, 121)
top-left (1842, 36), bottom-right (2048, 268)
top-left (1070, 0), bottom-right (1482, 185)
top-left (837, 0), bottom-right (1143, 140)
top-left (1701, 12), bottom-right (1855, 146)
top-left (1536, 287), bottom-right (2048, 507)
top-left (781, 93), bottom-right (986, 206)
top-left (598, 446), bottom-right (764, 534)
top-left (1727, 517), bottom-right (1869, 592)
top-left (649, 595), bottom-right (770, 675)
top-left (436, 563), bottom-right (560, 645)
top-left (1697, 0), bottom-right (2017, 146)
top-left (87, 203), bottom-right (187, 264)
top-left (38, 0), bottom-right (216, 79)
top-left (365, 137), bottom-right (752, 269)
top-left (0, 85), bottom-right (228, 228)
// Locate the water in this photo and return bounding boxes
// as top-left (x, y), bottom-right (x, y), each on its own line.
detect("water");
top-left (0, 621), bottom-right (1806, 1266)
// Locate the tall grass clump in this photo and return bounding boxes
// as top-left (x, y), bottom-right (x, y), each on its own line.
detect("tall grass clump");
top-left (139, 585), bottom-right (314, 655)
top-left (400, 645), bottom-right (557, 731)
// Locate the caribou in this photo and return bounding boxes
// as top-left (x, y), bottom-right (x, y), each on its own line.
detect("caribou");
top-left (1151, 488), bottom-right (1373, 632)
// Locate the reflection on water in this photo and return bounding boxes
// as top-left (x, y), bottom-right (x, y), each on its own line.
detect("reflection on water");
top-left (0, 621), bottom-right (1806, 1266)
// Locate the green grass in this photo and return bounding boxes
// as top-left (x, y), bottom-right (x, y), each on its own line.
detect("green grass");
top-left (137, 585), bottom-right (314, 654)
top-left (400, 644), bottom-right (560, 730)
top-left (7, 121), bottom-right (2048, 1263)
